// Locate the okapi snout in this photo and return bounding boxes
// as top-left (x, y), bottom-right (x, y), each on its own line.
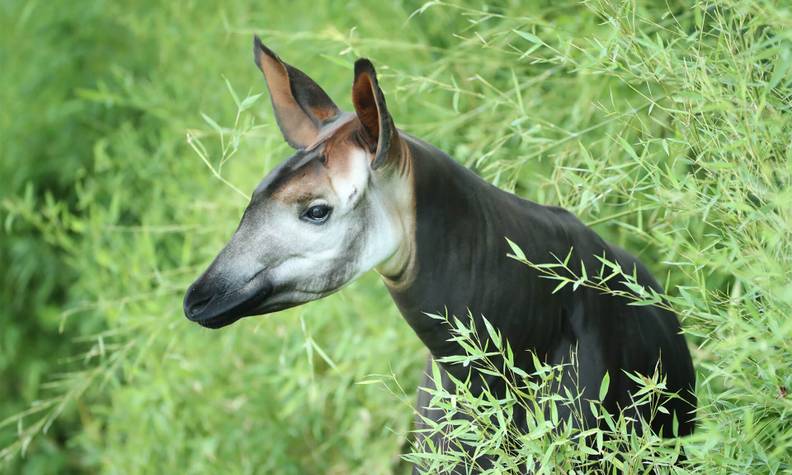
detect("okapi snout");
top-left (183, 268), bottom-right (274, 329)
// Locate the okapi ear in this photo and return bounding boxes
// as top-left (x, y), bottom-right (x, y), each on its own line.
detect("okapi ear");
top-left (352, 59), bottom-right (400, 170)
top-left (253, 36), bottom-right (341, 149)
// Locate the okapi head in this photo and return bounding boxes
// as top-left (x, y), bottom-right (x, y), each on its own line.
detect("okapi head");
top-left (183, 37), bottom-right (415, 329)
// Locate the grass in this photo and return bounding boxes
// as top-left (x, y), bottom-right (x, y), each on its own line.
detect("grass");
top-left (1, 0), bottom-right (791, 473)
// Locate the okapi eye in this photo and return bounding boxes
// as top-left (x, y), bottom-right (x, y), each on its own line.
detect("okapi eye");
top-left (302, 204), bottom-right (332, 224)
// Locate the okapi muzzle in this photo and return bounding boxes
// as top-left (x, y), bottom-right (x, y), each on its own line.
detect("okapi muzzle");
top-left (184, 37), bottom-right (413, 329)
top-left (184, 36), bottom-right (696, 471)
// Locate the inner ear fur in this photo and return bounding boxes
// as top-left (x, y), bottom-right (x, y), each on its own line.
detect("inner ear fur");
top-left (253, 36), bottom-right (340, 149)
top-left (352, 59), bottom-right (400, 170)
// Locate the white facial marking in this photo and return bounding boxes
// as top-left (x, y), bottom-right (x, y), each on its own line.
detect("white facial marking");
top-left (328, 148), bottom-right (370, 211)
top-left (325, 147), bottom-right (405, 282)
top-left (233, 146), bottom-right (409, 309)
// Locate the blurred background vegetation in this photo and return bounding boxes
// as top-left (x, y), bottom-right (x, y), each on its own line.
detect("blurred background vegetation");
top-left (1, 0), bottom-right (790, 473)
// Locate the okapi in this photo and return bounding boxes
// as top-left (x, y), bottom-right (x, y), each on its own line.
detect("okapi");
top-left (183, 37), bottom-right (696, 472)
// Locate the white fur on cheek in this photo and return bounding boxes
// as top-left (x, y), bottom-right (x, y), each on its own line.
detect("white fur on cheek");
top-left (264, 214), bottom-right (345, 280)
top-left (328, 147), bottom-right (402, 275)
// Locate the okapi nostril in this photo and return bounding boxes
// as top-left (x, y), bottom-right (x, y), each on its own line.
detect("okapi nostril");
top-left (184, 284), bottom-right (215, 320)
top-left (189, 295), bottom-right (213, 316)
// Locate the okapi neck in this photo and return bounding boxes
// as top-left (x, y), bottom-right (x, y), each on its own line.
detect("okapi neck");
top-left (385, 136), bottom-right (566, 376)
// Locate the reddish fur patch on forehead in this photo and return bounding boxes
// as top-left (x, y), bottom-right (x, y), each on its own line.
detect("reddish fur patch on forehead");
top-left (270, 117), bottom-right (369, 203)
top-left (270, 159), bottom-right (329, 203)
top-left (323, 119), bottom-right (367, 170)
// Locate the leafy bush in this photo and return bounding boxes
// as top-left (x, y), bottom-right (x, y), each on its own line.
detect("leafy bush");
top-left (406, 310), bottom-right (686, 474)
top-left (1, 0), bottom-right (791, 473)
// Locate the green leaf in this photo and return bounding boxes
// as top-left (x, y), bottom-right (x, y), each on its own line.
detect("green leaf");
top-left (505, 237), bottom-right (526, 261)
top-left (618, 136), bottom-right (640, 161)
top-left (552, 279), bottom-right (569, 294)
top-left (513, 29), bottom-right (545, 47)
top-left (599, 372), bottom-right (610, 401)
top-left (769, 49), bottom-right (792, 90)
top-left (482, 317), bottom-right (502, 350)
top-left (200, 112), bottom-right (222, 134)
top-left (223, 76), bottom-right (241, 107)
top-left (239, 93), bottom-right (264, 111)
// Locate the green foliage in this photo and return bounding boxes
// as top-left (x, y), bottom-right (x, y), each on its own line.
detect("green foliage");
top-left (1, 0), bottom-right (791, 473)
top-left (407, 312), bottom-right (686, 474)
